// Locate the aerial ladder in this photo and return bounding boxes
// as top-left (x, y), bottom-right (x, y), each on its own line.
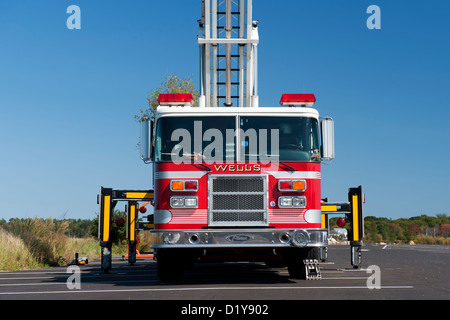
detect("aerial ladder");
top-left (198, 0), bottom-right (259, 108)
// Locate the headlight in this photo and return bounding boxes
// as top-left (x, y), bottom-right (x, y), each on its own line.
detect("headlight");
top-left (278, 196), bottom-right (293, 207)
top-left (170, 197), bottom-right (185, 207)
top-left (278, 196), bottom-right (306, 208)
top-left (184, 197), bottom-right (198, 207)
top-left (170, 196), bottom-right (198, 208)
top-left (292, 197), bottom-right (306, 207)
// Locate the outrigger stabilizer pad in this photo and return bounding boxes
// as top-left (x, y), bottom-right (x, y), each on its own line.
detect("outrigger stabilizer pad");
top-left (304, 259), bottom-right (322, 280)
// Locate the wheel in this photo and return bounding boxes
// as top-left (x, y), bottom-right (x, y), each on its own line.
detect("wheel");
top-left (287, 258), bottom-right (306, 279)
top-left (156, 248), bottom-right (185, 281)
top-left (286, 248), bottom-right (316, 280)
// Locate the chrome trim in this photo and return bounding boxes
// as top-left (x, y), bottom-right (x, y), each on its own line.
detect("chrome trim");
top-left (151, 228), bottom-right (328, 248)
top-left (279, 232), bottom-right (291, 244)
top-left (266, 171), bottom-right (320, 180)
top-left (291, 229), bottom-right (310, 247)
top-left (155, 171), bottom-right (207, 180)
top-left (189, 233), bottom-right (200, 244)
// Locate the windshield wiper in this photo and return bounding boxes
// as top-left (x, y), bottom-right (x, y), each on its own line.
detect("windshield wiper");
top-left (279, 162), bottom-right (296, 172)
top-left (194, 163), bottom-right (211, 172)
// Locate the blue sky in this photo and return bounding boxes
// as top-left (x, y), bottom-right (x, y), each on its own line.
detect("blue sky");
top-left (0, 0), bottom-right (449, 220)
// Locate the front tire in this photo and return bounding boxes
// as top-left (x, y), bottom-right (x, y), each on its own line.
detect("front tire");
top-left (286, 248), bottom-right (317, 279)
top-left (156, 248), bottom-right (185, 281)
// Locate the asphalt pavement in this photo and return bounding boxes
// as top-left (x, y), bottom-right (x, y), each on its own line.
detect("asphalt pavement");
top-left (0, 244), bottom-right (449, 305)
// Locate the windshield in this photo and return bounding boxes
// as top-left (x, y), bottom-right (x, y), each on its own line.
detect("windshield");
top-left (240, 116), bottom-right (320, 163)
top-left (155, 116), bottom-right (320, 163)
top-left (155, 116), bottom-right (236, 163)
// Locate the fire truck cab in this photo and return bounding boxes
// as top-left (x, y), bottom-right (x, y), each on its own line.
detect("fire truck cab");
top-left (140, 93), bottom-right (335, 280)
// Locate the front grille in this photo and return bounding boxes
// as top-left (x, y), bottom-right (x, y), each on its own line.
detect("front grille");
top-left (209, 175), bottom-right (268, 226)
top-left (212, 211), bottom-right (265, 222)
top-left (213, 194), bottom-right (265, 210)
top-left (212, 177), bottom-right (264, 193)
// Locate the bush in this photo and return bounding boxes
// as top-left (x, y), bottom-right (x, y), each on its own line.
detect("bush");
top-left (3, 217), bottom-right (100, 268)
top-left (5, 218), bottom-right (69, 266)
top-left (362, 214), bottom-right (450, 244)
top-left (0, 228), bottom-right (41, 271)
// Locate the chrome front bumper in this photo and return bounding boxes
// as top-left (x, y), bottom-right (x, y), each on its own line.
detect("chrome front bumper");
top-left (151, 228), bottom-right (328, 249)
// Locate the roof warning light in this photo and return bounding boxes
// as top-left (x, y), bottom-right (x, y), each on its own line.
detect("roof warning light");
top-left (279, 94), bottom-right (316, 107)
top-left (158, 93), bottom-right (194, 107)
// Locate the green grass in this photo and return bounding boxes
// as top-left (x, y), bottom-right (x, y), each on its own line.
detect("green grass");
top-left (0, 218), bottom-right (101, 271)
top-left (0, 228), bottom-right (41, 271)
top-left (0, 217), bottom-right (158, 272)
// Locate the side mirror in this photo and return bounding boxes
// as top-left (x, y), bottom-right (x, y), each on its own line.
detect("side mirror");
top-left (140, 117), bottom-right (153, 163)
top-left (321, 117), bottom-right (335, 161)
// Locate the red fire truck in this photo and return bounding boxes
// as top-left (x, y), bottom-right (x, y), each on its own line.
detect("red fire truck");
top-left (145, 92), bottom-right (333, 280)
top-left (98, 0), bottom-right (364, 280)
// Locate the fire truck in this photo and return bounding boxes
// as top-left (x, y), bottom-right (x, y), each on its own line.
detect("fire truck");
top-left (98, 0), bottom-right (364, 280)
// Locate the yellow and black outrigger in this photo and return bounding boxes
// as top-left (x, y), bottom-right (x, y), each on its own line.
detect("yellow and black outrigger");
top-left (321, 185), bottom-right (365, 268)
top-left (97, 185), bottom-right (364, 274)
top-left (98, 187), bottom-right (154, 273)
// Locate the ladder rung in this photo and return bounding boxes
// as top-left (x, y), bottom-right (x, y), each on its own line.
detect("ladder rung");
top-left (217, 96), bottom-right (240, 99)
top-left (217, 26), bottom-right (241, 30)
top-left (216, 12), bottom-right (241, 15)
top-left (217, 68), bottom-right (241, 71)
top-left (217, 54), bottom-right (241, 58)
top-left (217, 82), bottom-right (240, 85)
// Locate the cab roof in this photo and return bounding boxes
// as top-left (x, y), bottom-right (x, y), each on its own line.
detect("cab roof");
top-left (155, 106), bottom-right (319, 119)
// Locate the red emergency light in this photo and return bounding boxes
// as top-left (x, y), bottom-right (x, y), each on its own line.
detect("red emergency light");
top-left (279, 94), bottom-right (316, 107)
top-left (158, 93), bottom-right (194, 107)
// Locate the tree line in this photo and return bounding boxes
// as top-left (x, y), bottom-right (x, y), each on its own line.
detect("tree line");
top-left (330, 214), bottom-right (450, 244)
top-left (2, 213), bottom-right (449, 245)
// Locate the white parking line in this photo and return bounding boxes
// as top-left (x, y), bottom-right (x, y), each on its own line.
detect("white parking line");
top-left (0, 285), bottom-right (415, 296)
top-left (0, 273), bottom-right (158, 281)
top-left (0, 279), bottom-right (161, 287)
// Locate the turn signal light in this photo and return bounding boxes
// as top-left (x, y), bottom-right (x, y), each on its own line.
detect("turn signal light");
top-left (293, 181), bottom-right (306, 191)
top-left (171, 181), bottom-right (184, 190)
